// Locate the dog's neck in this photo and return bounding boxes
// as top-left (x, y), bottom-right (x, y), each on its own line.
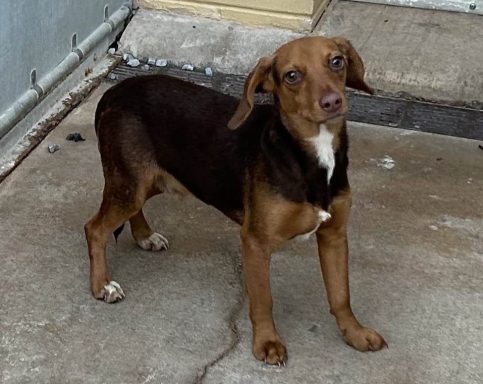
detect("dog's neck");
top-left (280, 110), bottom-right (344, 137)
top-left (277, 111), bottom-right (346, 185)
top-left (279, 111), bottom-right (344, 151)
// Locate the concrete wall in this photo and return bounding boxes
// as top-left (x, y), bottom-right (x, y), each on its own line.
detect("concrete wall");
top-left (140, 0), bottom-right (329, 30)
top-left (352, 0), bottom-right (483, 15)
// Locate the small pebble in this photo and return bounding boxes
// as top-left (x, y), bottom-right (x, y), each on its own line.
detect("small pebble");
top-left (147, 57), bottom-right (156, 66)
top-left (182, 64), bottom-right (194, 71)
top-left (142, 64), bottom-right (150, 71)
top-left (48, 144), bottom-right (60, 153)
top-left (429, 225), bottom-right (438, 231)
top-left (127, 58), bottom-right (140, 67)
top-left (376, 155), bottom-right (395, 170)
top-left (155, 59), bottom-right (168, 67)
top-left (108, 73), bottom-right (117, 80)
top-left (122, 53), bottom-right (130, 61)
top-left (205, 67), bottom-right (213, 76)
top-left (108, 48), bottom-right (116, 55)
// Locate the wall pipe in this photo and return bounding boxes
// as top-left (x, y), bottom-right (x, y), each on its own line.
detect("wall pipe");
top-left (0, 4), bottom-right (131, 140)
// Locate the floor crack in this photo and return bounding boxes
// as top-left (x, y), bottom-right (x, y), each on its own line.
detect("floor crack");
top-left (193, 253), bottom-right (245, 384)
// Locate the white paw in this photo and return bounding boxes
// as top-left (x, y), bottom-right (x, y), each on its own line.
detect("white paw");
top-left (137, 232), bottom-right (169, 251)
top-left (318, 210), bottom-right (332, 222)
top-left (103, 281), bottom-right (125, 303)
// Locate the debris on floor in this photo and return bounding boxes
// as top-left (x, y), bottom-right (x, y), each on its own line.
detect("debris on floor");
top-left (66, 133), bottom-right (85, 142)
top-left (47, 144), bottom-right (60, 153)
top-left (369, 155), bottom-right (396, 170)
top-left (182, 64), bottom-right (194, 71)
top-left (127, 58), bottom-right (140, 67)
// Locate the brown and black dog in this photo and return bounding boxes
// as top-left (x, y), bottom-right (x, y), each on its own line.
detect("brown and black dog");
top-left (85, 36), bottom-right (386, 365)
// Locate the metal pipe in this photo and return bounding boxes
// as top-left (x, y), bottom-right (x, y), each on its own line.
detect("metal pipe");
top-left (0, 91), bottom-right (39, 139)
top-left (0, 4), bottom-right (131, 140)
top-left (36, 53), bottom-right (80, 96)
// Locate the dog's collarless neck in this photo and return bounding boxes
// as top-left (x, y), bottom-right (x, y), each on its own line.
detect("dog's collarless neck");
top-left (258, 116), bottom-right (342, 209)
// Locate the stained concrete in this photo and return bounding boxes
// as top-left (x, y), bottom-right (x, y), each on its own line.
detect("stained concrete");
top-left (1, 83), bottom-right (482, 384)
top-left (316, 1), bottom-right (483, 106)
top-left (119, 8), bottom-right (302, 75)
top-left (119, 2), bottom-right (483, 106)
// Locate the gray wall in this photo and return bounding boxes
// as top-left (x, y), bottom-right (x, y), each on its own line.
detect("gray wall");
top-left (0, 0), bottom-right (128, 117)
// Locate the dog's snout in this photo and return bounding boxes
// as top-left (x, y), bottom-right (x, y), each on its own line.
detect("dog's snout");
top-left (319, 93), bottom-right (342, 113)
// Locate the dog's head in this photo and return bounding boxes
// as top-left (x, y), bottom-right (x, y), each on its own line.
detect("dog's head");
top-left (228, 36), bottom-right (372, 133)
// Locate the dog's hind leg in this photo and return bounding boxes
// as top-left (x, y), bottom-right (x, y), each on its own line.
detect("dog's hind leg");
top-left (130, 209), bottom-right (169, 251)
top-left (85, 186), bottom-right (143, 303)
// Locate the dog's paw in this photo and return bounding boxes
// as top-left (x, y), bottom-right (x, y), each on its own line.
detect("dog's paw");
top-left (101, 281), bottom-right (125, 303)
top-left (253, 339), bottom-right (287, 366)
top-left (137, 232), bottom-right (169, 251)
top-left (343, 325), bottom-right (387, 351)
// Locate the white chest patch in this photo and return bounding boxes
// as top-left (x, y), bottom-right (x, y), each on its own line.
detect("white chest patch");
top-left (307, 124), bottom-right (335, 183)
top-left (294, 209), bottom-right (332, 242)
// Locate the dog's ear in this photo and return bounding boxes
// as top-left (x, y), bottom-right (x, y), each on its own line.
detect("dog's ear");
top-left (332, 37), bottom-right (374, 95)
top-left (227, 56), bottom-right (274, 130)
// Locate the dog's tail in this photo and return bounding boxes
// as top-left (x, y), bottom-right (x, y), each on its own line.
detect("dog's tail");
top-left (113, 223), bottom-right (125, 242)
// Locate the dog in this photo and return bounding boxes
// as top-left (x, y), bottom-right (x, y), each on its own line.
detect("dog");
top-left (85, 36), bottom-right (386, 365)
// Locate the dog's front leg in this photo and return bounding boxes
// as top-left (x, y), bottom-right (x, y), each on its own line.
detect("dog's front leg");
top-left (316, 190), bottom-right (387, 351)
top-left (241, 231), bottom-right (287, 365)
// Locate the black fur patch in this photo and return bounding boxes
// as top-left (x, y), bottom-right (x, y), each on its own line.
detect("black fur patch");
top-left (113, 224), bottom-right (125, 242)
top-left (96, 75), bottom-right (349, 221)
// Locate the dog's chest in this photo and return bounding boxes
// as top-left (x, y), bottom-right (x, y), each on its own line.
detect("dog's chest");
top-left (263, 122), bottom-right (345, 210)
top-left (295, 209), bottom-right (332, 241)
top-left (306, 125), bottom-right (335, 184)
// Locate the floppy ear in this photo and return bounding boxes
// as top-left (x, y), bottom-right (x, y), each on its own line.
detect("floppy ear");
top-left (227, 56), bottom-right (274, 130)
top-left (332, 37), bottom-right (374, 95)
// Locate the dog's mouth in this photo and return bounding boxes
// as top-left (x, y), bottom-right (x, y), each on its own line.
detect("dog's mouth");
top-left (298, 107), bottom-right (348, 125)
top-left (312, 104), bottom-right (348, 124)
top-left (321, 111), bottom-right (346, 124)
top-left (327, 112), bottom-right (344, 120)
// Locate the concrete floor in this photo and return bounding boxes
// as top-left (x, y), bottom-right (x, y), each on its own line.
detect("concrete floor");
top-left (1, 83), bottom-right (482, 384)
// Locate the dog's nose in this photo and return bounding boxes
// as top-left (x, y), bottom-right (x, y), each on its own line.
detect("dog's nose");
top-left (319, 93), bottom-right (342, 112)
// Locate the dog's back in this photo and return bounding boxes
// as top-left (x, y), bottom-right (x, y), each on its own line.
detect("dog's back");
top-left (94, 75), bottom-right (273, 217)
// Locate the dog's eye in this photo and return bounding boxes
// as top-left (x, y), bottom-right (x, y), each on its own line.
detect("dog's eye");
top-left (330, 56), bottom-right (344, 70)
top-left (284, 70), bottom-right (303, 85)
